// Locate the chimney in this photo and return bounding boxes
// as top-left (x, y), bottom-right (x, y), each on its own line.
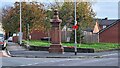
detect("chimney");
top-left (105, 17), bottom-right (108, 26)
top-left (105, 17), bottom-right (108, 20)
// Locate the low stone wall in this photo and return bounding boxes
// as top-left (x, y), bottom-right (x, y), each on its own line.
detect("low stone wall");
top-left (64, 47), bottom-right (94, 53)
top-left (21, 44), bottom-right (94, 53)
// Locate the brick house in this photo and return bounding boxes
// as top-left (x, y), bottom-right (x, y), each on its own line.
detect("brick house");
top-left (26, 18), bottom-right (119, 43)
top-left (95, 18), bottom-right (116, 30)
top-left (89, 18), bottom-right (119, 43)
top-left (99, 19), bottom-right (120, 43)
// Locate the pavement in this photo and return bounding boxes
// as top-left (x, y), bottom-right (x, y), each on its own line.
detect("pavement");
top-left (6, 42), bottom-right (119, 58)
top-left (0, 50), bottom-right (11, 57)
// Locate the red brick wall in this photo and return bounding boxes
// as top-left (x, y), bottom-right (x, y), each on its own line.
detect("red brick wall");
top-left (99, 22), bottom-right (119, 43)
top-left (30, 30), bottom-right (48, 40)
top-left (13, 36), bottom-right (18, 43)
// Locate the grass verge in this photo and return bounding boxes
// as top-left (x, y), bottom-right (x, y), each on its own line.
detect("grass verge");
top-left (23, 40), bottom-right (120, 52)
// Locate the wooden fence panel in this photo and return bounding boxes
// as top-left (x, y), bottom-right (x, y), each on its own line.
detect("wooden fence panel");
top-left (83, 31), bottom-right (99, 43)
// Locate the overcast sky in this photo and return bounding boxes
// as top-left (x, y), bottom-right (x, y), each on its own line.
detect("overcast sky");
top-left (0, 0), bottom-right (119, 19)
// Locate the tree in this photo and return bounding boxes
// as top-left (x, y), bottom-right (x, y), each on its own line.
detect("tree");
top-left (70, 2), bottom-right (95, 43)
top-left (45, 0), bottom-right (95, 42)
top-left (60, 2), bottom-right (95, 28)
top-left (2, 1), bottom-right (47, 39)
top-left (47, 1), bottom-right (95, 43)
top-left (2, 6), bottom-right (18, 33)
top-left (47, 1), bottom-right (95, 27)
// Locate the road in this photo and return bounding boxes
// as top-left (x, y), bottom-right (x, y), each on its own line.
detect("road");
top-left (0, 50), bottom-right (11, 68)
top-left (0, 50), bottom-right (2, 68)
top-left (2, 57), bottom-right (118, 66)
top-left (1, 42), bottom-right (119, 67)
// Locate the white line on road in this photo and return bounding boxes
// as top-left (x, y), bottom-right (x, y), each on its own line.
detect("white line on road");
top-left (7, 51), bottom-right (11, 56)
top-left (34, 63), bottom-right (39, 64)
top-left (20, 63), bottom-right (34, 66)
top-left (101, 53), bottom-right (118, 57)
top-left (20, 65), bottom-right (26, 66)
top-left (27, 64), bottom-right (33, 65)
top-left (20, 63), bottom-right (38, 66)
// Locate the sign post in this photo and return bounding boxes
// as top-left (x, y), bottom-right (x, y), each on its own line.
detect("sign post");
top-left (19, 0), bottom-right (22, 45)
top-left (74, 0), bottom-right (77, 55)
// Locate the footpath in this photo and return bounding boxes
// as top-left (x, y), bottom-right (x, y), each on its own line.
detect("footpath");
top-left (0, 50), bottom-right (10, 57)
top-left (6, 42), bottom-right (118, 58)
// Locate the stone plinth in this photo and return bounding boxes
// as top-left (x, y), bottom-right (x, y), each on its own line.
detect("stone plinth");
top-left (49, 9), bottom-right (64, 54)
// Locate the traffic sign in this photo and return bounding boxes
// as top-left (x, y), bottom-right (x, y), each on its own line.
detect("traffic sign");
top-left (72, 25), bottom-right (78, 30)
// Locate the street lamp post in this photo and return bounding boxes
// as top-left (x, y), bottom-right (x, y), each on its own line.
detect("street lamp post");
top-left (74, 0), bottom-right (77, 55)
top-left (19, 0), bottom-right (22, 45)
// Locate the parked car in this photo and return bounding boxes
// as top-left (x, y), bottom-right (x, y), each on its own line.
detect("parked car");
top-left (8, 37), bottom-right (13, 42)
top-left (0, 33), bottom-right (5, 50)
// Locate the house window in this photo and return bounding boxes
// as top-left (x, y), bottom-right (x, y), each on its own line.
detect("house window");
top-left (103, 26), bottom-right (106, 29)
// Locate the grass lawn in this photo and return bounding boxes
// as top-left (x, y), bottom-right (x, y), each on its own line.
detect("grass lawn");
top-left (23, 40), bottom-right (120, 52)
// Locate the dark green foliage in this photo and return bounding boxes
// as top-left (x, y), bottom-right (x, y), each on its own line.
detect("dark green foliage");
top-left (70, 28), bottom-right (84, 43)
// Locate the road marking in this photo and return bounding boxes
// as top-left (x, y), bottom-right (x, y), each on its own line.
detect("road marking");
top-left (20, 63), bottom-right (38, 66)
top-left (20, 65), bottom-right (26, 66)
top-left (43, 61), bottom-right (47, 62)
top-left (101, 53), bottom-right (118, 57)
top-left (7, 51), bottom-right (11, 56)
top-left (27, 64), bottom-right (33, 65)
top-left (34, 63), bottom-right (39, 64)
top-left (47, 59), bottom-right (76, 63)
top-left (61, 64), bottom-right (65, 66)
